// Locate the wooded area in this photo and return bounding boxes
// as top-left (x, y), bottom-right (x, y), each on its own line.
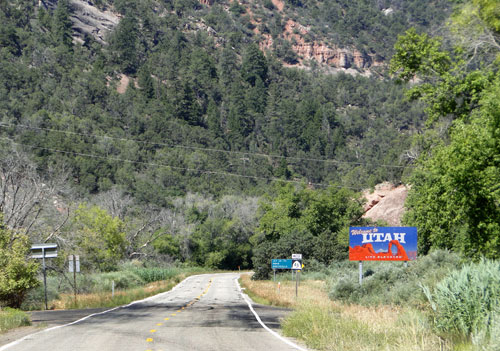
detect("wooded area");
top-left (0, 0), bottom-right (499, 315)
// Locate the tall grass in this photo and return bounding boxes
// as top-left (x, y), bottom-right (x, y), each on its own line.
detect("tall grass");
top-left (132, 267), bottom-right (182, 283)
top-left (240, 274), bottom-right (448, 351)
top-left (51, 280), bottom-right (181, 309)
top-left (0, 308), bottom-right (31, 332)
top-left (422, 259), bottom-right (500, 349)
top-left (282, 303), bottom-right (447, 351)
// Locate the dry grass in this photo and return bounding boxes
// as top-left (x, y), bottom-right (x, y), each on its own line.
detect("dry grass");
top-left (50, 279), bottom-right (181, 310)
top-left (241, 273), bottom-right (329, 307)
top-left (240, 274), bottom-right (450, 351)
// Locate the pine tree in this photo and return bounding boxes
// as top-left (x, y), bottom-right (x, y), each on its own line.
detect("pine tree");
top-left (241, 43), bottom-right (268, 87)
top-left (52, 0), bottom-right (73, 50)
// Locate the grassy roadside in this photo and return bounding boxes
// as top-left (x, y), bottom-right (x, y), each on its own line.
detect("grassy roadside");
top-left (239, 274), bottom-right (449, 351)
top-left (0, 308), bottom-right (31, 333)
top-left (0, 268), bottom-right (199, 333)
top-left (51, 276), bottom-right (184, 309)
top-left (22, 267), bottom-right (212, 311)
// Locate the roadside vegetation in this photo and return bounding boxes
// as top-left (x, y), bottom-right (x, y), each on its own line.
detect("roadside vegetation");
top-left (241, 253), bottom-right (500, 351)
top-left (21, 266), bottom-right (210, 310)
top-left (0, 308), bottom-right (31, 333)
top-left (0, 0), bottom-right (499, 347)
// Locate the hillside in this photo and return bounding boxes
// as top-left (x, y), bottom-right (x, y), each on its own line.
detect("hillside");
top-left (0, 0), bottom-right (471, 272)
top-left (39, 0), bottom-right (452, 73)
top-left (0, 0), bottom-right (452, 200)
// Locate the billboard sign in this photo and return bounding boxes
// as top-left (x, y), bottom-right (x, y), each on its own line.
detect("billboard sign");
top-left (349, 227), bottom-right (417, 261)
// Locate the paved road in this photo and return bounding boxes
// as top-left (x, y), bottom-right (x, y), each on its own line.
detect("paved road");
top-left (1, 273), bottom-right (306, 351)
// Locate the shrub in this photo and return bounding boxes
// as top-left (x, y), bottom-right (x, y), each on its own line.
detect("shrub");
top-left (20, 278), bottom-right (60, 311)
top-left (91, 271), bottom-right (144, 291)
top-left (0, 308), bottom-right (31, 332)
top-left (422, 259), bottom-right (500, 347)
top-left (328, 250), bottom-right (462, 306)
top-left (132, 267), bottom-right (180, 283)
top-left (0, 217), bottom-right (40, 308)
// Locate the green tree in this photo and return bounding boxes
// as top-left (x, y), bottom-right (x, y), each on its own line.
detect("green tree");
top-left (241, 43), bottom-right (268, 87)
top-left (0, 216), bottom-right (39, 308)
top-left (394, 7), bottom-right (500, 259)
top-left (251, 184), bottom-right (364, 278)
top-left (72, 204), bottom-right (127, 271)
top-left (110, 15), bottom-right (139, 74)
top-left (390, 28), bottom-right (492, 124)
top-left (52, 0), bottom-right (73, 50)
top-left (403, 78), bottom-right (500, 258)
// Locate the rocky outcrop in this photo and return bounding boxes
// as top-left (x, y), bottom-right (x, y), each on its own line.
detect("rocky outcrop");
top-left (291, 43), bottom-right (376, 69)
top-left (259, 18), bottom-right (383, 71)
top-left (362, 182), bottom-right (408, 226)
top-left (39, 0), bottom-right (119, 44)
top-left (184, 19), bottom-right (226, 46)
top-left (69, 0), bottom-right (119, 44)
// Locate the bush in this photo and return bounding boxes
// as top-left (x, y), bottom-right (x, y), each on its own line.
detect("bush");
top-left (0, 308), bottom-right (31, 332)
top-left (20, 277), bottom-right (60, 311)
top-left (89, 271), bottom-right (144, 291)
top-left (422, 259), bottom-right (500, 347)
top-left (328, 250), bottom-right (462, 306)
top-left (132, 267), bottom-right (180, 283)
top-left (0, 218), bottom-right (40, 308)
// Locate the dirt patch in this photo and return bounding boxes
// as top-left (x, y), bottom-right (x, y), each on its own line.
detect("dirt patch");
top-left (271, 0), bottom-right (284, 11)
top-left (116, 74), bottom-right (130, 94)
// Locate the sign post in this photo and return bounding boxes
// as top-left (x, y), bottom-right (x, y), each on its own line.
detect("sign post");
top-left (68, 255), bottom-right (80, 304)
top-left (31, 244), bottom-right (58, 310)
top-left (291, 254), bottom-right (302, 297)
top-left (359, 261), bottom-right (363, 285)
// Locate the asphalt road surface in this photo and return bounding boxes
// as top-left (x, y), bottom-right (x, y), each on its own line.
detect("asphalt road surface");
top-left (1, 273), bottom-right (307, 351)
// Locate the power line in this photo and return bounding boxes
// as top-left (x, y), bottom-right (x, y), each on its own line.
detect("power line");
top-left (0, 122), bottom-right (414, 169)
top-left (1, 137), bottom-right (365, 189)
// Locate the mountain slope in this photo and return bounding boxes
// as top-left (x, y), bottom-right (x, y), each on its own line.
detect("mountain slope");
top-left (0, 0), bottom-right (447, 200)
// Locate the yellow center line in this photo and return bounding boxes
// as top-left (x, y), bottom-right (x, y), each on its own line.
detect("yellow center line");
top-left (171, 313), bottom-right (176, 316)
top-left (164, 317), bottom-right (170, 321)
top-left (156, 323), bottom-right (163, 326)
top-left (150, 329), bottom-right (157, 333)
top-left (146, 338), bottom-right (153, 342)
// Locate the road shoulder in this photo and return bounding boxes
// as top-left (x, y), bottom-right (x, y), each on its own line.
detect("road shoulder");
top-left (0, 308), bottom-right (108, 347)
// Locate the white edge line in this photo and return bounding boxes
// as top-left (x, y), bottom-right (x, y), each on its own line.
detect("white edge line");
top-left (0, 274), bottom-right (201, 351)
top-left (235, 276), bottom-right (308, 351)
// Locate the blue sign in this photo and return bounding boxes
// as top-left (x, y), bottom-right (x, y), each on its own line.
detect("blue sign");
top-left (271, 259), bottom-right (292, 269)
top-left (349, 227), bottom-right (417, 261)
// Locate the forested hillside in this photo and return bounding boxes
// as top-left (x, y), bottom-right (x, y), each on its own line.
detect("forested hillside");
top-left (3, 0), bottom-right (496, 282)
top-left (0, 0), bottom-right (451, 199)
